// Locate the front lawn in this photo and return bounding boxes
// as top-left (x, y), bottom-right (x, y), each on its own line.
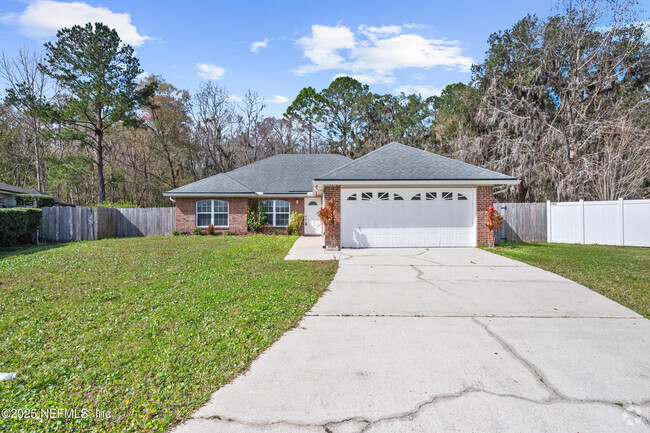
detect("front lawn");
top-left (0, 236), bottom-right (337, 432)
top-left (486, 242), bottom-right (649, 318)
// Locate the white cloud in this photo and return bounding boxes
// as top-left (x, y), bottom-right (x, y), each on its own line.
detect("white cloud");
top-left (294, 24), bottom-right (473, 80)
top-left (0, 0), bottom-right (152, 46)
top-left (196, 63), bottom-right (226, 80)
top-left (295, 24), bottom-right (355, 75)
top-left (333, 72), bottom-right (394, 85)
top-left (394, 84), bottom-right (442, 98)
top-left (266, 95), bottom-right (289, 104)
top-left (358, 24), bottom-right (402, 41)
top-left (250, 38), bottom-right (269, 53)
top-left (412, 73), bottom-right (425, 80)
top-left (226, 94), bottom-right (243, 102)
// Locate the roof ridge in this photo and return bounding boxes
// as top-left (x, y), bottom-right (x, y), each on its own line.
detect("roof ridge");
top-left (314, 143), bottom-right (408, 179)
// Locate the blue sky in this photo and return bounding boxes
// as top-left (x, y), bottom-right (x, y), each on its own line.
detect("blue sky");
top-left (1, 0), bottom-right (563, 116)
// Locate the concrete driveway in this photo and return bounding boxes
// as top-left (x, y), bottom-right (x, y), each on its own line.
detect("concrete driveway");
top-left (174, 247), bottom-right (650, 433)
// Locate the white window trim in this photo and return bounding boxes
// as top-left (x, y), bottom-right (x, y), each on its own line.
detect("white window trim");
top-left (196, 199), bottom-right (229, 228)
top-left (261, 200), bottom-right (291, 227)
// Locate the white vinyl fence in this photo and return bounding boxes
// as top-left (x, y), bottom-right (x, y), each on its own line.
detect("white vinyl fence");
top-left (547, 199), bottom-right (650, 247)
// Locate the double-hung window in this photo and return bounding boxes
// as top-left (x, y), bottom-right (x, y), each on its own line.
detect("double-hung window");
top-left (196, 200), bottom-right (229, 227)
top-left (261, 200), bottom-right (290, 227)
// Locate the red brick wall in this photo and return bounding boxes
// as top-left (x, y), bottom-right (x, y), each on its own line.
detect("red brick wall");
top-left (322, 185), bottom-right (341, 248)
top-left (175, 197), bottom-right (198, 234)
top-left (175, 197), bottom-right (247, 234)
top-left (476, 186), bottom-right (494, 247)
top-left (175, 196), bottom-right (305, 236)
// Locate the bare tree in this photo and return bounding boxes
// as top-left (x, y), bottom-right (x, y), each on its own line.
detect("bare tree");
top-left (1, 48), bottom-right (59, 191)
top-left (191, 81), bottom-right (237, 174)
top-left (236, 90), bottom-right (267, 164)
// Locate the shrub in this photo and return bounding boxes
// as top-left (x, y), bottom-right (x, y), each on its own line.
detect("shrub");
top-left (0, 208), bottom-right (43, 246)
top-left (206, 224), bottom-right (215, 235)
top-left (192, 228), bottom-right (202, 236)
top-left (287, 211), bottom-right (303, 236)
top-left (485, 206), bottom-right (504, 231)
top-left (223, 230), bottom-right (235, 236)
top-left (272, 229), bottom-right (280, 235)
top-left (16, 194), bottom-right (55, 208)
top-left (318, 199), bottom-right (339, 246)
top-left (246, 201), bottom-right (267, 232)
top-left (172, 231), bottom-right (180, 236)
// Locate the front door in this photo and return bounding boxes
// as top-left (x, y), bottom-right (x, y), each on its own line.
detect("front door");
top-left (304, 198), bottom-right (322, 235)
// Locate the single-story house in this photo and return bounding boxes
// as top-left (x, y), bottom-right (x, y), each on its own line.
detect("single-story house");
top-left (0, 182), bottom-right (41, 208)
top-left (164, 142), bottom-right (519, 248)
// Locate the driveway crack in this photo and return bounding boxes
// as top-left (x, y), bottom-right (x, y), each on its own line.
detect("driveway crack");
top-left (472, 317), bottom-right (650, 428)
top-left (410, 265), bottom-right (487, 311)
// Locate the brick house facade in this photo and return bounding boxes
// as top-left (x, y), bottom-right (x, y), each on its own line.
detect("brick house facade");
top-left (475, 186), bottom-right (495, 247)
top-left (322, 185), bottom-right (341, 248)
top-left (166, 144), bottom-right (515, 248)
top-left (175, 196), bottom-right (305, 236)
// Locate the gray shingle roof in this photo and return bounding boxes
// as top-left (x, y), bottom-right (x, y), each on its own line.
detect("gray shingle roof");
top-left (164, 173), bottom-right (253, 195)
top-left (0, 182), bottom-right (42, 195)
top-left (165, 154), bottom-right (351, 196)
top-left (315, 142), bottom-right (517, 182)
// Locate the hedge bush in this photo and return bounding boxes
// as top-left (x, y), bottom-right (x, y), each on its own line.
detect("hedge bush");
top-left (0, 208), bottom-right (43, 246)
top-left (16, 194), bottom-right (56, 208)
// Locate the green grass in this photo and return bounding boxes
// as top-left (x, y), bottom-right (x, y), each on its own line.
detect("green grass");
top-left (486, 242), bottom-right (649, 318)
top-left (0, 236), bottom-right (337, 432)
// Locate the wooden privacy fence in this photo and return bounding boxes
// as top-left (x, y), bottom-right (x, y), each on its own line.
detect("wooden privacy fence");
top-left (38, 206), bottom-right (175, 243)
top-left (494, 202), bottom-right (547, 243)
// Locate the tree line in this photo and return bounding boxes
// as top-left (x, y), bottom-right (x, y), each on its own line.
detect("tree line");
top-left (0, 0), bottom-right (648, 206)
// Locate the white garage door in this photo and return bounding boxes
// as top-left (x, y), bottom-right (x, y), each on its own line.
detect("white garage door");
top-left (341, 189), bottom-right (475, 248)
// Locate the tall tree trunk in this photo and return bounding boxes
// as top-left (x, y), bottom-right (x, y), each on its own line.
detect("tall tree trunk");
top-left (34, 138), bottom-right (43, 191)
top-left (96, 130), bottom-right (106, 202)
top-left (308, 119), bottom-right (312, 154)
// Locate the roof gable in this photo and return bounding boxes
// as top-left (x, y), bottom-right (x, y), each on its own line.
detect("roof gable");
top-left (315, 142), bottom-right (516, 182)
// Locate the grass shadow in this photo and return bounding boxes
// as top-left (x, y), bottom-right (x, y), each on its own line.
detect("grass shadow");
top-left (0, 243), bottom-right (68, 261)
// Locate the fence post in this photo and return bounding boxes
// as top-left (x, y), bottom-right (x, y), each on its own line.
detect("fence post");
top-left (546, 201), bottom-right (551, 243)
top-left (618, 198), bottom-right (624, 246)
top-left (579, 199), bottom-right (585, 244)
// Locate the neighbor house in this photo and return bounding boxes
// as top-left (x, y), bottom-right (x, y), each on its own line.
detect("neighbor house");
top-left (0, 182), bottom-right (42, 208)
top-left (164, 142), bottom-right (519, 248)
